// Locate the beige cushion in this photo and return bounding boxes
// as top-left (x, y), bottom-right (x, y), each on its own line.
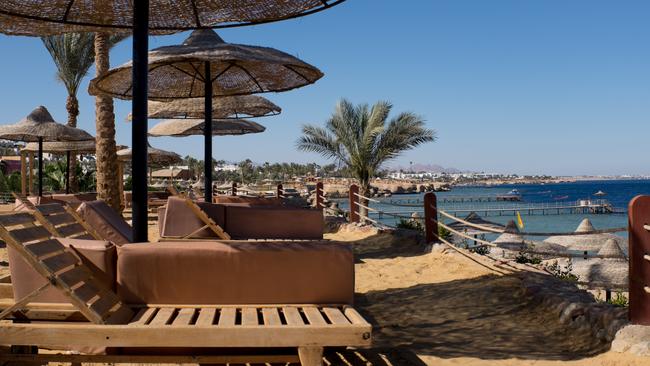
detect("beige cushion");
top-left (8, 238), bottom-right (116, 303)
top-left (77, 200), bottom-right (133, 244)
top-left (117, 241), bottom-right (354, 305)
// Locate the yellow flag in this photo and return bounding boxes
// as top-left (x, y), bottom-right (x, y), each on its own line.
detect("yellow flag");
top-left (516, 211), bottom-right (525, 230)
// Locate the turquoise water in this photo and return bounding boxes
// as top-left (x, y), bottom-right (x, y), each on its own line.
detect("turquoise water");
top-left (337, 180), bottom-right (650, 240)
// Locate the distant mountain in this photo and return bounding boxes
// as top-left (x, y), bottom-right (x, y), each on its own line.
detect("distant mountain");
top-left (389, 163), bottom-right (463, 174)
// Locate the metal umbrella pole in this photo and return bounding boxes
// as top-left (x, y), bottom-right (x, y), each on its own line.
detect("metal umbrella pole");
top-left (204, 62), bottom-right (213, 200)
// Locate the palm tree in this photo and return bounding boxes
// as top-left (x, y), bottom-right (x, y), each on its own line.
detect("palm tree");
top-left (94, 32), bottom-right (127, 212)
top-left (298, 99), bottom-right (435, 217)
top-left (41, 32), bottom-right (126, 198)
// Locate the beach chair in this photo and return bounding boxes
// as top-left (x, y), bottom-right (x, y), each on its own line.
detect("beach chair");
top-left (163, 196), bottom-right (231, 240)
top-left (11, 192), bottom-right (36, 211)
top-left (0, 214), bottom-right (371, 365)
top-left (32, 203), bottom-right (104, 241)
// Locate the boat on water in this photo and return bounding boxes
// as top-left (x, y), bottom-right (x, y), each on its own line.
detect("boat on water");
top-left (496, 189), bottom-right (522, 201)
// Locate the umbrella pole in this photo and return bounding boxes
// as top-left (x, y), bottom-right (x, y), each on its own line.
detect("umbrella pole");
top-left (204, 62), bottom-right (213, 201)
top-left (131, 0), bottom-right (149, 242)
top-left (38, 137), bottom-right (43, 197)
top-left (65, 150), bottom-right (70, 194)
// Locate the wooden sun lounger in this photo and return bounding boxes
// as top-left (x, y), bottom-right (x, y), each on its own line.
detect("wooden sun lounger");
top-left (166, 196), bottom-right (232, 240)
top-left (0, 212), bottom-right (371, 365)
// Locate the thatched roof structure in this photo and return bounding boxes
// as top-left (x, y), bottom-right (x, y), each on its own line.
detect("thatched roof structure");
top-left (571, 239), bottom-right (628, 288)
top-left (0, 106), bottom-right (94, 142)
top-left (117, 144), bottom-right (181, 165)
top-left (492, 221), bottom-right (567, 256)
top-left (448, 212), bottom-right (505, 235)
top-left (544, 218), bottom-right (627, 252)
top-left (149, 119), bottom-right (265, 137)
top-left (89, 30), bottom-right (323, 100)
top-left (127, 96), bottom-right (280, 120)
top-left (22, 140), bottom-right (97, 153)
top-left (0, 1), bottom-right (346, 35)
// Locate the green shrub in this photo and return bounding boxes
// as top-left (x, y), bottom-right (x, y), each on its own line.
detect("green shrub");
top-left (545, 260), bottom-right (578, 282)
top-left (607, 292), bottom-right (629, 307)
top-left (515, 251), bottom-right (542, 265)
top-left (396, 218), bottom-right (424, 231)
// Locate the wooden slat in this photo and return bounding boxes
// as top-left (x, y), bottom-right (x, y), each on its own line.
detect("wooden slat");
top-left (241, 308), bottom-right (258, 326)
top-left (343, 306), bottom-right (371, 325)
top-left (72, 233), bottom-right (95, 240)
top-left (262, 307), bottom-right (282, 326)
top-left (88, 294), bottom-right (118, 318)
top-left (0, 213), bottom-right (35, 226)
top-left (106, 305), bottom-right (138, 325)
top-left (322, 307), bottom-right (350, 325)
top-left (24, 239), bottom-right (64, 258)
top-left (11, 225), bottom-right (51, 243)
top-left (303, 307), bottom-right (327, 325)
top-left (46, 213), bottom-right (76, 226)
top-left (149, 307), bottom-right (175, 326)
top-left (41, 252), bottom-right (78, 273)
top-left (71, 282), bottom-right (100, 303)
top-left (172, 308), bottom-right (195, 326)
top-left (36, 203), bottom-right (66, 215)
top-left (196, 308), bottom-right (216, 326)
top-left (130, 308), bottom-right (157, 325)
top-left (218, 308), bottom-right (236, 326)
top-left (57, 223), bottom-right (86, 237)
top-left (183, 199), bottom-right (231, 240)
top-left (59, 266), bottom-right (92, 288)
top-left (282, 307), bottom-right (304, 326)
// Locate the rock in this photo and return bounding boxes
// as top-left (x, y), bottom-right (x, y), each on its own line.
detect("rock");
top-left (612, 325), bottom-right (650, 354)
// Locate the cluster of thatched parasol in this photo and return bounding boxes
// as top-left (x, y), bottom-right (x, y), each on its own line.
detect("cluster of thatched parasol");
top-left (0, 0), bottom-right (346, 241)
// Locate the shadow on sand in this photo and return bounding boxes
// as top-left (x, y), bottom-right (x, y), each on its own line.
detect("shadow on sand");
top-left (355, 273), bottom-right (610, 362)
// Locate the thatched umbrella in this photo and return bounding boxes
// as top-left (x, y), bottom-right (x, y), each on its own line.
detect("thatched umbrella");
top-left (22, 140), bottom-right (96, 194)
top-left (572, 239), bottom-right (628, 289)
top-left (492, 221), bottom-right (567, 258)
top-left (149, 119), bottom-right (265, 137)
top-left (89, 29), bottom-right (322, 199)
top-left (0, 106), bottom-right (94, 196)
top-left (127, 95), bottom-right (280, 120)
top-left (117, 144), bottom-right (181, 166)
top-left (448, 212), bottom-right (505, 236)
top-left (543, 218), bottom-right (627, 252)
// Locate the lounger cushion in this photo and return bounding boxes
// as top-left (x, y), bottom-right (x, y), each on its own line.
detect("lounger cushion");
top-left (160, 197), bottom-right (323, 240)
top-left (8, 238), bottom-right (116, 303)
top-left (77, 200), bottom-right (133, 244)
top-left (160, 197), bottom-right (225, 238)
top-left (213, 196), bottom-right (282, 206)
top-left (116, 241), bottom-right (354, 305)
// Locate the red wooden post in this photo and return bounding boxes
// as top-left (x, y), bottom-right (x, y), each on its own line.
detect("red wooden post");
top-left (316, 182), bottom-right (324, 209)
top-left (276, 184), bottom-right (283, 200)
top-left (424, 192), bottom-right (439, 243)
top-left (231, 182), bottom-right (237, 196)
top-left (628, 196), bottom-right (650, 325)
top-left (349, 184), bottom-right (360, 223)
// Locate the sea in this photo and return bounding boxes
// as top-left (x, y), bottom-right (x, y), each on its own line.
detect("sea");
top-left (337, 179), bottom-right (650, 242)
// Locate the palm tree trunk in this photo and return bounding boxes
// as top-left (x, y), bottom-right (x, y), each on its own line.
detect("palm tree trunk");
top-left (94, 32), bottom-right (122, 212)
top-left (66, 94), bottom-right (79, 192)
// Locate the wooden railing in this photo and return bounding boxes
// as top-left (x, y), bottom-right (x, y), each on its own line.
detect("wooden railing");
top-left (628, 196), bottom-right (650, 325)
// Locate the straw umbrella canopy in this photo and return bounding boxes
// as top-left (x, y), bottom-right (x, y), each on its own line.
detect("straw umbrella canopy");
top-left (543, 219), bottom-right (627, 252)
top-left (90, 29), bottom-right (322, 199)
top-left (0, 0), bottom-right (344, 244)
top-left (127, 95), bottom-right (281, 120)
top-left (448, 212), bottom-right (505, 236)
top-left (117, 144), bottom-right (182, 166)
top-left (571, 239), bottom-right (628, 289)
top-left (0, 106), bottom-right (94, 196)
top-left (492, 221), bottom-right (567, 258)
top-left (149, 119), bottom-right (266, 137)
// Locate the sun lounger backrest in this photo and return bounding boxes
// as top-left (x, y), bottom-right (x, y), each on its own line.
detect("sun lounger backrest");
top-left (12, 192), bottom-right (35, 211)
top-left (33, 203), bottom-right (103, 241)
top-left (77, 200), bottom-right (134, 244)
top-left (0, 212), bottom-right (133, 325)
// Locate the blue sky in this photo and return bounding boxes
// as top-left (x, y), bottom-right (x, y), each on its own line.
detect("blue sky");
top-left (0, 0), bottom-right (648, 176)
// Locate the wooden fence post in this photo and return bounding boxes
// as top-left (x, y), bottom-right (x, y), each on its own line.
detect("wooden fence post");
top-left (231, 182), bottom-right (237, 196)
top-left (316, 182), bottom-right (324, 209)
top-left (276, 184), bottom-right (283, 200)
top-left (349, 184), bottom-right (360, 223)
top-left (628, 195), bottom-right (650, 325)
top-left (424, 192), bottom-right (439, 243)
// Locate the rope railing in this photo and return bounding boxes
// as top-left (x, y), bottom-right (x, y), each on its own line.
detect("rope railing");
top-left (353, 192), bottom-right (381, 203)
top-left (437, 221), bottom-right (497, 248)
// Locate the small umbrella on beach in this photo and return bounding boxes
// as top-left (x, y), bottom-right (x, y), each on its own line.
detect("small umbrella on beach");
top-left (117, 144), bottom-right (181, 166)
top-left (127, 95), bottom-right (280, 120)
top-left (492, 221), bottom-right (567, 257)
top-left (448, 212), bottom-right (505, 236)
top-left (571, 239), bottom-right (628, 288)
top-left (0, 106), bottom-right (94, 196)
top-left (543, 218), bottom-right (626, 252)
top-left (90, 29), bottom-right (323, 199)
top-left (148, 119), bottom-right (265, 137)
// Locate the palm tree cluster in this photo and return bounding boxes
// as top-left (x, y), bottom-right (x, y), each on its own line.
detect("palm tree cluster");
top-left (298, 99), bottom-right (436, 196)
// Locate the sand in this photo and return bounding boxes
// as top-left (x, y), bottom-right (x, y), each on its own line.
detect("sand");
top-left (326, 228), bottom-right (650, 366)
